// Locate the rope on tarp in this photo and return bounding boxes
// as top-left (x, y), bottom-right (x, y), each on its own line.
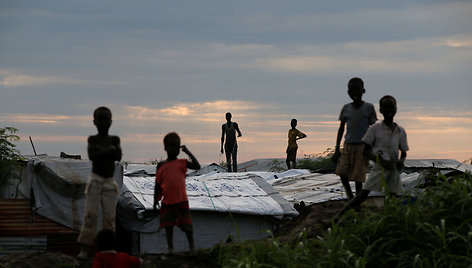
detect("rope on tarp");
top-left (202, 180), bottom-right (216, 210)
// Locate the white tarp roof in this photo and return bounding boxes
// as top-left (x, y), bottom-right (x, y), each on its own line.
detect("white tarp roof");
top-left (123, 171), bottom-right (298, 217)
top-left (271, 172), bottom-right (426, 205)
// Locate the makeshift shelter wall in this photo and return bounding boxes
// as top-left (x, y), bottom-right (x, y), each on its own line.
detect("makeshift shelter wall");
top-left (139, 211), bottom-right (274, 254)
top-left (2, 156), bottom-right (123, 231)
top-left (118, 171), bottom-right (298, 253)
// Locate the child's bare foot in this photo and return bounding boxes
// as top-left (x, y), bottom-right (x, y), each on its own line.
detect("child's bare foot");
top-left (76, 247), bottom-right (88, 260)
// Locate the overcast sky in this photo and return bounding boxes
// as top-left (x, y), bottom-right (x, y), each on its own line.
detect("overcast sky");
top-left (1, 0), bottom-right (471, 164)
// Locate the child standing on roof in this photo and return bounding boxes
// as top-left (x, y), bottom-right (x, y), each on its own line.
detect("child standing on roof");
top-left (154, 132), bottom-right (201, 254)
top-left (333, 77), bottom-right (377, 199)
top-left (286, 119), bottom-right (307, 169)
top-left (91, 229), bottom-right (142, 268)
top-left (220, 112), bottom-right (242, 172)
top-left (77, 106), bottom-right (122, 259)
top-left (337, 95), bottom-right (408, 216)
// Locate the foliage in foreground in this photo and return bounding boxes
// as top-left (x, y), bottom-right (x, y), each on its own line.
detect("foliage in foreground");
top-left (0, 127), bottom-right (24, 191)
top-left (297, 157), bottom-right (336, 172)
top-left (211, 172), bottom-right (472, 267)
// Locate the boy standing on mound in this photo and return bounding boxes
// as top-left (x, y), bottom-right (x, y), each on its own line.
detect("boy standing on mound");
top-left (154, 132), bottom-right (201, 253)
top-left (333, 77), bottom-right (377, 199)
top-left (77, 107), bottom-right (122, 259)
top-left (337, 95), bottom-right (408, 216)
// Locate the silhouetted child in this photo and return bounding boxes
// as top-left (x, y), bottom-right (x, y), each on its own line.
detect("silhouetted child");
top-left (333, 78), bottom-right (377, 199)
top-left (91, 229), bottom-right (142, 268)
top-left (77, 107), bottom-right (122, 259)
top-left (337, 95), bottom-right (408, 216)
top-left (154, 132), bottom-right (201, 253)
top-left (220, 112), bottom-right (242, 172)
top-left (286, 119), bottom-right (307, 169)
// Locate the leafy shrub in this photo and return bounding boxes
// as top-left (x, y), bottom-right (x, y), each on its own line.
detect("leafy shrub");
top-left (0, 127), bottom-right (24, 191)
top-left (214, 172), bottom-right (472, 267)
top-left (297, 157), bottom-right (336, 173)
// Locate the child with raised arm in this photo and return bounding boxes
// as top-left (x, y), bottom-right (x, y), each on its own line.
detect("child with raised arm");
top-left (154, 132), bottom-right (201, 254)
top-left (333, 77), bottom-right (377, 199)
top-left (337, 95), bottom-right (408, 216)
top-left (77, 106), bottom-right (122, 259)
top-left (91, 229), bottom-right (142, 268)
top-left (286, 119), bottom-right (307, 169)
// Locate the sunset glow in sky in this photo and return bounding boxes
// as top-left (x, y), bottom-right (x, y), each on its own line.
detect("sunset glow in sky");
top-left (1, 1), bottom-right (471, 164)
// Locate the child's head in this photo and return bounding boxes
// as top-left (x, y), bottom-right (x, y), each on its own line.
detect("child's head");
top-left (93, 106), bottom-right (112, 134)
top-left (164, 132), bottom-right (181, 159)
top-left (225, 112), bottom-right (232, 121)
top-left (347, 77), bottom-right (365, 102)
top-left (96, 229), bottom-right (116, 251)
top-left (379, 95), bottom-right (397, 119)
top-left (291, 119), bottom-right (297, 128)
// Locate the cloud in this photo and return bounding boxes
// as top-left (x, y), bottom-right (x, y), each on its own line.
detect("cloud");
top-left (0, 70), bottom-right (80, 87)
top-left (0, 114), bottom-right (88, 125)
top-left (122, 100), bottom-right (267, 122)
top-left (253, 34), bottom-right (472, 74)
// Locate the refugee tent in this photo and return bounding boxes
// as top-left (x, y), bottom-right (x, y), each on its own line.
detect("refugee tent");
top-left (117, 170), bottom-right (299, 254)
top-left (0, 155), bottom-right (123, 256)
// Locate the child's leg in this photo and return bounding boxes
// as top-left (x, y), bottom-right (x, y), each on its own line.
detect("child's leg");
top-left (225, 145), bottom-right (232, 172)
top-left (337, 189), bottom-right (370, 218)
top-left (184, 230), bottom-right (195, 252)
top-left (340, 176), bottom-right (354, 199)
top-left (77, 177), bottom-right (101, 246)
top-left (355, 182), bottom-right (363, 196)
top-left (101, 180), bottom-right (119, 231)
top-left (76, 175), bottom-right (101, 258)
top-left (231, 144), bottom-right (238, 172)
top-left (165, 227), bottom-right (174, 253)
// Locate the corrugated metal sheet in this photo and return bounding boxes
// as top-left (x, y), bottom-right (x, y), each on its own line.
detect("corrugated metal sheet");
top-left (404, 159), bottom-right (472, 173)
top-left (0, 237), bottom-right (47, 256)
top-left (0, 199), bottom-right (79, 256)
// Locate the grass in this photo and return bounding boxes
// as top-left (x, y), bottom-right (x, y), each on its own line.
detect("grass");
top-left (207, 171), bottom-right (472, 268)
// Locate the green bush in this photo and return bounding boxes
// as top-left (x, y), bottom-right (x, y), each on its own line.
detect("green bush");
top-left (214, 172), bottom-right (472, 267)
top-left (297, 157), bottom-right (336, 172)
top-left (0, 127), bottom-right (24, 191)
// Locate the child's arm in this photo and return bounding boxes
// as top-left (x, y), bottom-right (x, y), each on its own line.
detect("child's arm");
top-left (153, 183), bottom-right (161, 209)
top-left (332, 119), bottom-right (345, 162)
top-left (235, 122), bottom-right (242, 137)
top-left (112, 136), bottom-right (122, 162)
top-left (396, 151), bottom-right (407, 170)
top-left (363, 143), bottom-right (396, 170)
top-left (220, 125), bottom-right (225, 154)
top-left (296, 131), bottom-right (307, 140)
top-left (181, 145), bottom-right (201, 170)
top-left (153, 163), bottom-right (162, 209)
top-left (87, 136), bottom-right (121, 161)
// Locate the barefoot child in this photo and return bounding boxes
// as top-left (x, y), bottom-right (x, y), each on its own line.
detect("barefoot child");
top-left (333, 77), bottom-right (377, 199)
top-left (337, 95), bottom-right (408, 216)
top-left (77, 107), bottom-right (122, 259)
top-left (154, 132), bottom-right (201, 253)
top-left (286, 119), bottom-right (307, 169)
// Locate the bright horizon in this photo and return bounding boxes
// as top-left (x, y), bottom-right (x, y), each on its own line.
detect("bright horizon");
top-left (1, 1), bottom-right (471, 164)
top-left (7, 99), bottom-right (472, 164)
